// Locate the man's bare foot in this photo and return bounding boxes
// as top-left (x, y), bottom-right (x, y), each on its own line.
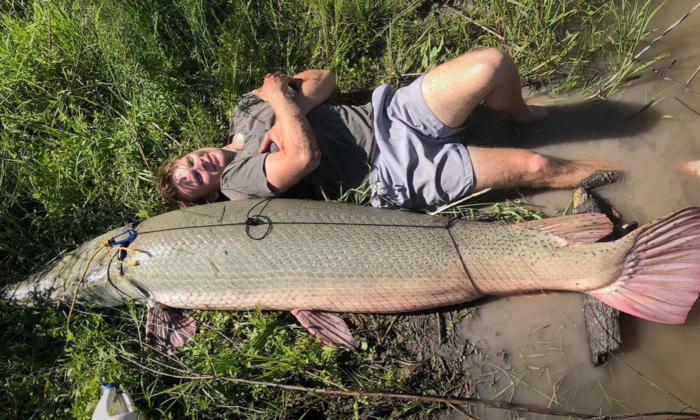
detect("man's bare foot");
top-left (542, 158), bottom-right (621, 190)
top-left (507, 104), bottom-right (548, 123)
top-left (526, 104), bottom-right (548, 121)
top-left (681, 160), bottom-right (700, 177)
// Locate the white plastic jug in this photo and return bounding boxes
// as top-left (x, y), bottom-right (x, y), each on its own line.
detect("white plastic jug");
top-left (91, 383), bottom-right (145, 420)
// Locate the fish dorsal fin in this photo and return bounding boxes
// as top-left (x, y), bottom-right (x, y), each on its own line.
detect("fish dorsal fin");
top-left (520, 213), bottom-right (613, 246)
top-left (292, 309), bottom-right (359, 348)
top-left (146, 304), bottom-right (197, 355)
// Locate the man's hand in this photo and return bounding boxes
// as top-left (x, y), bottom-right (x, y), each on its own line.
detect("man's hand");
top-left (259, 122), bottom-right (283, 153)
top-left (289, 70), bottom-right (336, 115)
top-left (252, 72), bottom-right (292, 104)
top-left (257, 69), bottom-right (335, 154)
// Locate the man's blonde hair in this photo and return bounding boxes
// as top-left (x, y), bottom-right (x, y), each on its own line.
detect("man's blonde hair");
top-left (156, 155), bottom-right (192, 210)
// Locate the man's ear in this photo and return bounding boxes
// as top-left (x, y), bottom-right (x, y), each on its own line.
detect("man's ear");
top-left (205, 191), bottom-right (219, 203)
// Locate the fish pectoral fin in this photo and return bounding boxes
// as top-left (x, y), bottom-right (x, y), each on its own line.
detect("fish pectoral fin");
top-left (520, 213), bottom-right (613, 246)
top-left (146, 304), bottom-right (197, 355)
top-left (291, 309), bottom-right (359, 348)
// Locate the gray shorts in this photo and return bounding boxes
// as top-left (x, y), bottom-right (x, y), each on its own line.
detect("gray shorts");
top-left (369, 75), bottom-right (475, 212)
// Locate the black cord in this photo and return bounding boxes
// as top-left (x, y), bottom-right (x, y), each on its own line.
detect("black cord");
top-left (244, 215), bottom-right (272, 240)
top-left (442, 217), bottom-right (483, 296)
top-left (134, 199), bottom-right (482, 294)
top-left (243, 198), bottom-right (276, 240)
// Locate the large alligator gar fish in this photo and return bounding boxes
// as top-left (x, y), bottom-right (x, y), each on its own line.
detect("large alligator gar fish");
top-left (3, 199), bottom-right (700, 353)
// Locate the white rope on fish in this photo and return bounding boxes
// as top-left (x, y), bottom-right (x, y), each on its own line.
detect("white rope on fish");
top-left (428, 188), bottom-right (492, 216)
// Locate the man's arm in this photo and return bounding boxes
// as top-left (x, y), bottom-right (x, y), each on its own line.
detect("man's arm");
top-left (290, 69), bottom-right (336, 115)
top-left (258, 69), bottom-right (336, 153)
top-left (253, 73), bottom-right (322, 193)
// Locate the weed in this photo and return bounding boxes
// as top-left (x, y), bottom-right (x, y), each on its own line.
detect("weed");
top-left (0, 0), bottom-right (661, 418)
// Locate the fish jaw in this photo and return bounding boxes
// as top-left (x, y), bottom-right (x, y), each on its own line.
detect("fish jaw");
top-left (2, 250), bottom-right (114, 307)
top-left (2, 226), bottom-right (148, 308)
top-left (2, 277), bottom-right (63, 307)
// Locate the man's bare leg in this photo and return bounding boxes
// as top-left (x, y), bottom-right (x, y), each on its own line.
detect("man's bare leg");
top-left (422, 48), bottom-right (543, 127)
top-left (467, 146), bottom-right (619, 191)
top-left (420, 48), bottom-right (620, 191)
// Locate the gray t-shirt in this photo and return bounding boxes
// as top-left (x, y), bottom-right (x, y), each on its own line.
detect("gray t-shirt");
top-left (221, 91), bottom-right (375, 201)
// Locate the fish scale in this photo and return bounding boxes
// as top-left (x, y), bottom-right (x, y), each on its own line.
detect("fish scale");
top-left (133, 218), bottom-right (474, 312)
top-left (4, 199), bottom-right (700, 345)
top-left (148, 230), bottom-right (468, 311)
top-left (449, 221), bottom-right (623, 294)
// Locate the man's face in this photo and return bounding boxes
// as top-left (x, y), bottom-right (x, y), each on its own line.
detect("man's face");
top-left (172, 147), bottom-right (232, 203)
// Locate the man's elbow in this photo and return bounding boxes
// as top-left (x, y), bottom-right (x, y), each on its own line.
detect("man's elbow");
top-left (265, 148), bottom-right (322, 193)
top-left (305, 69), bottom-right (335, 85)
top-left (286, 147), bottom-right (322, 174)
top-left (321, 70), bottom-right (336, 84)
top-left (303, 147), bottom-right (322, 171)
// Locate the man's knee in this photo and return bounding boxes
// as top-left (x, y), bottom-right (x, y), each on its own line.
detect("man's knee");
top-left (479, 48), bottom-right (511, 68)
top-left (469, 48), bottom-right (514, 79)
top-left (525, 152), bottom-right (552, 175)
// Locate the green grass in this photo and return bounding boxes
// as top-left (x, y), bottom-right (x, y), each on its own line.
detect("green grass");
top-left (0, 0), bottom-right (662, 418)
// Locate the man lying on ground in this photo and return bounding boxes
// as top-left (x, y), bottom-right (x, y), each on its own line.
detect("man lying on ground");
top-left (157, 48), bottom-right (619, 211)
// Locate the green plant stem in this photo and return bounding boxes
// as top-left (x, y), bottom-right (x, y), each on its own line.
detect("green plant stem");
top-left (119, 354), bottom-right (698, 420)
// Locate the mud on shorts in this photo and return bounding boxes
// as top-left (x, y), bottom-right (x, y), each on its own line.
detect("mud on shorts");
top-left (369, 74), bottom-right (475, 212)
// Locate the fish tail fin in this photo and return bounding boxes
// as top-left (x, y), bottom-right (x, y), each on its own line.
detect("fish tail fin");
top-left (587, 207), bottom-right (700, 324)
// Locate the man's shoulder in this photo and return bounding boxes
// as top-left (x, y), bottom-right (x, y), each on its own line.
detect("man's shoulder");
top-left (229, 87), bottom-right (300, 136)
top-left (229, 92), bottom-right (274, 143)
top-left (231, 92), bottom-right (266, 121)
top-left (220, 153), bottom-right (279, 201)
top-left (233, 87), bottom-right (297, 116)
